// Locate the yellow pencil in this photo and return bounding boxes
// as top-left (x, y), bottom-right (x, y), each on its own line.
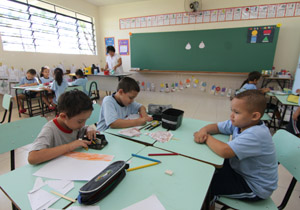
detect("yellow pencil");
top-left (50, 191), bottom-right (76, 202)
top-left (127, 162), bottom-right (159, 172)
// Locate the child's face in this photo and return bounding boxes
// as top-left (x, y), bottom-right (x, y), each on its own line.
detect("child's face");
top-left (230, 98), bottom-right (259, 129)
top-left (60, 110), bottom-right (92, 130)
top-left (43, 69), bottom-right (50, 78)
top-left (108, 51), bottom-right (115, 57)
top-left (26, 73), bottom-right (35, 80)
top-left (119, 90), bottom-right (138, 106)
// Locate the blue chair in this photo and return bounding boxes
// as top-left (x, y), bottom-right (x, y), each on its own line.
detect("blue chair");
top-left (0, 94), bottom-right (13, 124)
top-left (217, 129), bottom-right (300, 210)
top-left (86, 103), bottom-right (101, 126)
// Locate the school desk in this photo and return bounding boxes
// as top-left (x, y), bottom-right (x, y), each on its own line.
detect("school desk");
top-left (261, 76), bottom-right (291, 90)
top-left (87, 73), bottom-right (131, 95)
top-left (0, 133), bottom-right (145, 210)
top-left (64, 146), bottom-right (215, 210)
top-left (106, 118), bottom-right (229, 167)
top-left (275, 95), bottom-right (298, 129)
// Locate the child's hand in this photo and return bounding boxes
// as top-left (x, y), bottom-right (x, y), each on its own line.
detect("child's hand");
top-left (194, 129), bottom-right (208, 144)
top-left (68, 139), bottom-right (91, 151)
top-left (145, 115), bottom-right (153, 122)
top-left (86, 129), bottom-right (100, 140)
top-left (136, 117), bottom-right (147, 126)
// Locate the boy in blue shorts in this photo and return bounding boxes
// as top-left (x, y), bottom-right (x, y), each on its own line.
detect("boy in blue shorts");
top-left (97, 77), bottom-right (152, 131)
top-left (194, 90), bottom-right (278, 205)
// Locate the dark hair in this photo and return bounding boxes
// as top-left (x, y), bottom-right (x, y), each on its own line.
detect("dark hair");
top-left (75, 69), bottom-right (84, 77)
top-left (57, 89), bottom-right (93, 118)
top-left (234, 90), bottom-right (266, 117)
top-left (27, 69), bottom-right (36, 75)
top-left (40, 66), bottom-right (49, 77)
top-left (117, 77), bottom-right (140, 93)
top-left (241, 71), bottom-right (261, 88)
top-left (54, 68), bottom-right (63, 86)
top-left (106, 46), bottom-right (115, 54)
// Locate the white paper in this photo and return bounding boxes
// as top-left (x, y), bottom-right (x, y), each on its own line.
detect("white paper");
top-left (203, 11), bottom-right (210, 22)
top-left (276, 4), bottom-right (286, 17)
top-left (163, 14), bottom-right (169, 25)
top-left (218, 9), bottom-right (225, 21)
top-left (120, 20), bottom-right (125, 29)
top-left (169, 14), bottom-right (176, 24)
top-left (286, 3), bottom-right (296, 17)
top-left (33, 155), bottom-right (112, 181)
top-left (225, 9), bottom-right (233, 21)
top-left (157, 15), bottom-right (164, 26)
top-left (267, 5), bottom-right (276, 18)
top-left (176, 13), bottom-right (183, 24)
top-left (119, 127), bottom-right (141, 137)
top-left (148, 131), bottom-right (173, 143)
top-left (151, 16), bottom-right (157, 26)
top-left (135, 18), bottom-right (141, 28)
top-left (183, 13), bottom-right (189, 24)
top-left (140, 17), bottom-right (147, 27)
top-left (196, 12), bottom-right (203, 23)
top-left (233, 8), bottom-right (242, 20)
top-left (258, 6), bottom-right (268, 18)
top-left (189, 14), bottom-right (196, 23)
top-left (295, 3), bottom-right (300, 16)
top-left (122, 195), bottom-right (165, 210)
top-left (125, 19), bottom-right (131, 29)
top-left (125, 114), bottom-right (140, 120)
top-left (130, 19), bottom-right (136, 28)
top-left (28, 189), bottom-right (56, 210)
top-left (45, 180), bottom-right (74, 194)
top-left (29, 177), bottom-right (46, 194)
top-left (241, 7), bottom-right (250, 19)
top-left (66, 206), bottom-right (100, 210)
top-left (250, 6), bottom-right (258, 19)
top-left (210, 10), bottom-right (218, 22)
top-left (120, 45), bottom-right (128, 53)
top-left (147, 17), bottom-right (152, 27)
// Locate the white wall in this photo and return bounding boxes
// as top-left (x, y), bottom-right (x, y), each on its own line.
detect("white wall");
top-left (0, 0), bottom-right (101, 72)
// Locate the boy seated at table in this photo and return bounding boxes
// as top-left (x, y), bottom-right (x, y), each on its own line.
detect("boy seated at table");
top-left (16, 69), bottom-right (39, 113)
top-left (70, 69), bottom-right (88, 95)
top-left (28, 90), bottom-right (98, 165)
top-left (97, 77), bottom-right (152, 131)
top-left (194, 90), bottom-right (278, 206)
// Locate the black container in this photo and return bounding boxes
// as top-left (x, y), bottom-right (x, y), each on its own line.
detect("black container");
top-left (162, 108), bottom-right (184, 130)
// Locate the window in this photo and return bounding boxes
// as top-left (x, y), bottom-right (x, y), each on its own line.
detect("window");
top-left (0, 0), bottom-right (96, 55)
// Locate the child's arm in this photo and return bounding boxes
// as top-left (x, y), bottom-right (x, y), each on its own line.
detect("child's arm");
top-left (194, 124), bottom-right (220, 143)
top-left (28, 139), bottom-right (91, 165)
top-left (139, 106), bottom-right (153, 122)
top-left (260, 87), bottom-right (270, 93)
top-left (293, 107), bottom-right (300, 121)
top-left (113, 58), bottom-right (122, 71)
top-left (110, 118), bottom-right (147, 129)
top-left (23, 82), bottom-right (38, 87)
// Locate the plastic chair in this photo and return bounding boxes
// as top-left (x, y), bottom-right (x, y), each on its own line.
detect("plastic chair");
top-left (0, 94), bottom-right (13, 124)
top-left (86, 103), bottom-right (101, 126)
top-left (65, 85), bottom-right (83, 92)
top-left (217, 129), bottom-right (300, 210)
top-left (87, 80), bottom-right (100, 100)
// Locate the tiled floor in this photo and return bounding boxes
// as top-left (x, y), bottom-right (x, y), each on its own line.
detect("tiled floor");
top-left (0, 91), bottom-right (299, 210)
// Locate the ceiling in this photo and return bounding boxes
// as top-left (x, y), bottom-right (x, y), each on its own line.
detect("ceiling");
top-left (85, 0), bottom-right (150, 7)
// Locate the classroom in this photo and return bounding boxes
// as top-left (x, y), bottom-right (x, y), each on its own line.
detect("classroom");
top-left (0, 0), bottom-right (300, 209)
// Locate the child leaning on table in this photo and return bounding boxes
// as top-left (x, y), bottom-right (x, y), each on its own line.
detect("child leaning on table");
top-left (194, 90), bottom-right (278, 205)
top-left (28, 90), bottom-right (98, 165)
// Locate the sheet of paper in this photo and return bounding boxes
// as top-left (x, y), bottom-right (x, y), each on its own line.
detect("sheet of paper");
top-left (120, 19), bottom-right (125, 29)
top-left (45, 180), bottom-right (74, 194)
top-left (163, 14), bottom-right (169, 25)
top-left (276, 4), bottom-right (286, 17)
top-left (28, 189), bottom-right (56, 210)
top-left (169, 14), bottom-right (176, 24)
top-left (250, 6), bottom-right (258, 19)
top-left (210, 10), bottom-right (218, 22)
top-left (122, 195), bottom-right (166, 210)
top-left (148, 131), bottom-right (173, 143)
top-left (267, 5), bottom-right (276, 18)
top-left (196, 12), bottom-right (203, 23)
top-left (218, 9), bottom-right (225, 21)
top-left (119, 127), bottom-right (141, 137)
top-left (151, 16), bottom-right (157, 26)
top-left (125, 19), bottom-right (131, 29)
top-left (241, 7), bottom-right (250, 19)
top-left (233, 8), bottom-right (241, 20)
top-left (225, 8), bottom-right (233, 20)
top-left (33, 154), bottom-right (113, 181)
top-left (146, 17), bottom-right (152, 27)
top-left (125, 114), bottom-right (140, 120)
top-left (183, 13), bottom-right (189, 24)
top-left (203, 11), bottom-right (210, 22)
top-left (135, 18), bottom-right (141, 28)
top-left (286, 3), bottom-right (296, 17)
top-left (157, 15), bottom-right (164, 26)
top-left (295, 3), bottom-right (300, 16)
top-left (29, 177), bottom-right (46, 194)
top-left (176, 13), bottom-right (182, 24)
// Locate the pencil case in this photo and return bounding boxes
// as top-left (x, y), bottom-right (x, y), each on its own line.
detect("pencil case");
top-left (77, 161), bottom-right (129, 205)
top-left (162, 108), bottom-right (184, 130)
top-left (148, 104), bottom-right (172, 121)
top-left (82, 134), bottom-right (108, 150)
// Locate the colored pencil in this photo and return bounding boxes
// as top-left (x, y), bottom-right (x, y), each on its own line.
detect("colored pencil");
top-left (50, 191), bottom-right (76, 202)
top-left (131, 153), bottom-right (161, 163)
top-left (127, 162), bottom-right (159, 172)
top-left (148, 153), bottom-right (179, 156)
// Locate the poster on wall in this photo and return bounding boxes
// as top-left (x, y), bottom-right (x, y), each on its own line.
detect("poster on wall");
top-left (118, 39), bottom-right (130, 56)
top-left (104, 37), bottom-right (115, 54)
top-left (247, 26), bottom-right (275, 44)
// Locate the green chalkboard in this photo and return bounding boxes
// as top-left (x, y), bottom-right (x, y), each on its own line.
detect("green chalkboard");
top-left (130, 25), bottom-right (280, 73)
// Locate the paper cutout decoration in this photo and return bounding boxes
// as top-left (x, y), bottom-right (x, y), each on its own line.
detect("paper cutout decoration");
top-left (185, 42), bottom-right (191, 50)
top-left (215, 86), bottom-right (221, 95)
top-left (179, 81), bottom-right (184, 90)
top-left (221, 87), bottom-right (226, 96)
top-left (210, 85), bottom-right (216, 94)
top-left (151, 82), bottom-right (155, 92)
top-left (146, 82), bottom-right (151, 91)
top-left (227, 88), bottom-right (232, 97)
top-left (165, 83), bottom-right (170, 93)
top-left (199, 41), bottom-right (205, 49)
top-left (171, 83), bottom-right (175, 92)
top-left (147, 131), bottom-right (173, 143)
top-left (141, 81), bottom-right (145, 91)
top-left (119, 127), bottom-right (141, 137)
top-left (186, 79), bottom-right (191, 88)
top-left (160, 83), bottom-right (164, 92)
top-left (247, 26), bottom-right (275, 43)
top-left (175, 82), bottom-right (179, 91)
top-left (193, 79), bottom-right (199, 88)
top-left (201, 82), bottom-right (207, 92)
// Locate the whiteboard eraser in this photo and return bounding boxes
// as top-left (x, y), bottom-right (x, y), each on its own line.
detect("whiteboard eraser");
top-left (165, 169), bottom-right (173, 176)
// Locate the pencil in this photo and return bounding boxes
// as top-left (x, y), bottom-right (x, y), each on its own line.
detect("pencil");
top-left (148, 153), bottom-right (179, 156)
top-left (131, 153), bottom-right (161, 163)
top-left (127, 162), bottom-right (159, 172)
top-left (50, 191), bottom-right (76, 203)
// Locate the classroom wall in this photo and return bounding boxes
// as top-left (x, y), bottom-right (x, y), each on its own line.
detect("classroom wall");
top-left (0, 0), bottom-right (101, 71)
top-left (97, 0), bottom-right (300, 74)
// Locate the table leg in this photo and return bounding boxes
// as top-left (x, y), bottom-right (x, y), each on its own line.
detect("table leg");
top-left (15, 89), bottom-right (21, 118)
top-left (276, 80), bottom-right (284, 90)
top-left (278, 105), bottom-right (288, 129)
top-left (40, 91), bottom-right (44, 116)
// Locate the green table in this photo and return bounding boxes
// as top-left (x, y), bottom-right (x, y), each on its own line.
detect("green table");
top-left (0, 133), bottom-right (145, 210)
top-left (275, 95), bottom-right (298, 129)
top-left (67, 146), bottom-right (215, 210)
top-left (154, 118), bottom-right (228, 167)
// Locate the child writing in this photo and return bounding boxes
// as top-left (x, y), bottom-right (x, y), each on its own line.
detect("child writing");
top-left (70, 69), bottom-right (88, 95)
top-left (43, 68), bottom-right (68, 109)
top-left (194, 90), bottom-right (278, 205)
top-left (28, 90), bottom-right (98, 165)
top-left (39, 66), bottom-right (53, 85)
top-left (97, 77), bottom-right (152, 131)
top-left (16, 69), bottom-right (39, 113)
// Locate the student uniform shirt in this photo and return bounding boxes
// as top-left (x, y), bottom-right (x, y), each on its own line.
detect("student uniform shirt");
top-left (97, 94), bottom-right (142, 131)
top-left (50, 79), bottom-right (68, 104)
top-left (217, 120), bottom-right (278, 199)
top-left (19, 76), bottom-right (39, 85)
top-left (236, 83), bottom-right (257, 95)
top-left (70, 77), bottom-right (88, 95)
top-left (106, 53), bottom-right (124, 74)
top-left (30, 118), bottom-right (87, 152)
top-left (40, 76), bottom-right (53, 84)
